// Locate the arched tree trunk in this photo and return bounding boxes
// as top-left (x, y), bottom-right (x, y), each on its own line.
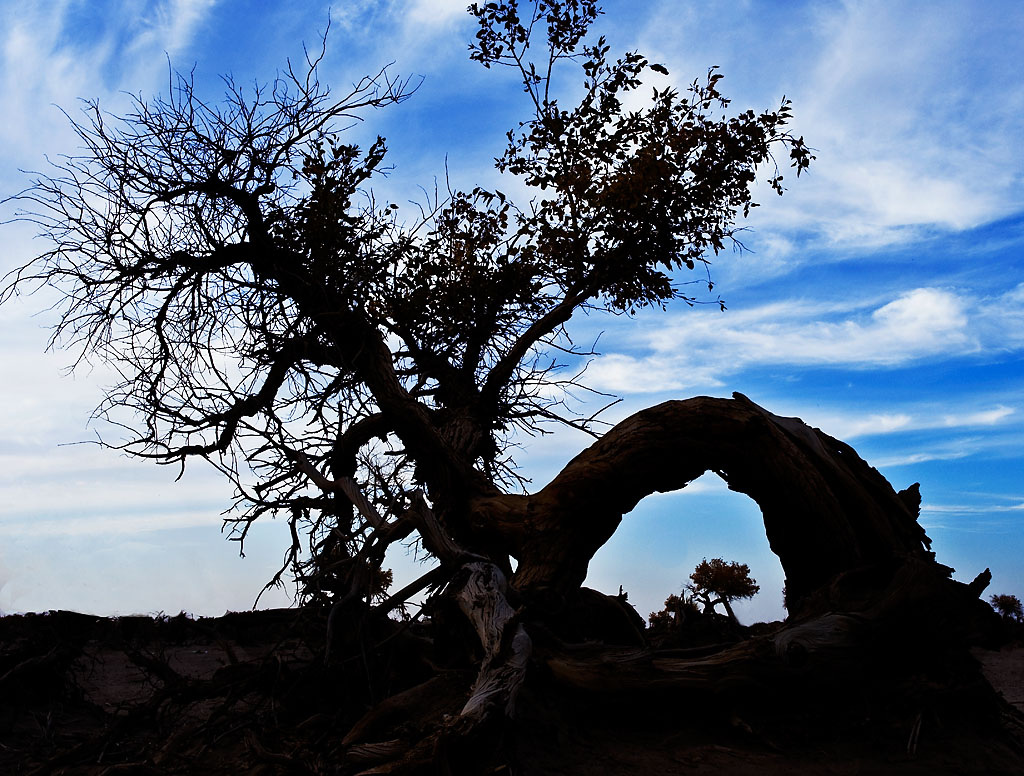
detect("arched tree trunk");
top-left (352, 394), bottom-right (1004, 773)
top-left (476, 393), bottom-right (938, 614)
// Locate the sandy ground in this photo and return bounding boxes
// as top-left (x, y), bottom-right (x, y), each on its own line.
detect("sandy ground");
top-left (3, 611), bottom-right (1024, 774)
top-left (73, 639), bottom-right (273, 711)
top-left (974, 643), bottom-right (1024, 712)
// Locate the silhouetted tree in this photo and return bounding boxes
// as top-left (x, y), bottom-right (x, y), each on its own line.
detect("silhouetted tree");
top-left (991, 593), bottom-right (1024, 623)
top-left (2, 1), bottom-right (1002, 772)
top-left (687, 557), bottom-right (759, 624)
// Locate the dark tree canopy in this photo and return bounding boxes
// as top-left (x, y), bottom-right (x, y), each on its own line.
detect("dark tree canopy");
top-left (991, 593), bottom-right (1024, 622)
top-left (2, 0), bottom-right (810, 605)
top-left (4, 3), bottom-right (1009, 773)
top-left (687, 557), bottom-right (760, 623)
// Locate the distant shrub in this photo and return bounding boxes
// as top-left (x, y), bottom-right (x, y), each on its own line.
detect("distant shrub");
top-left (990, 593), bottom-right (1024, 622)
top-left (648, 593), bottom-right (700, 630)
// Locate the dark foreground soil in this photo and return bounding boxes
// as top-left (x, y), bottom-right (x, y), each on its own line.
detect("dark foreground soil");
top-left (2, 608), bottom-right (1023, 775)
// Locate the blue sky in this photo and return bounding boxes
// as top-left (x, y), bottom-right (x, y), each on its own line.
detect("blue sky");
top-left (0, 0), bottom-right (1022, 624)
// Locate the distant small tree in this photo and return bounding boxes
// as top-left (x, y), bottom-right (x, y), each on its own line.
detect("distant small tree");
top-left (687, 558), bottom-right (759, 624)
top-left (990, 593), bottom-right (1024, 623)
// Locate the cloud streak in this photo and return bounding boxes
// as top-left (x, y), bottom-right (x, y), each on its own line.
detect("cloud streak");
top-left (583, 285), bottom-right (1024, 395)
top-left (808, 407), bottom-right (1017, 443)
top-left (0, 1), bottom-right (220, 163)
top-left (636, 0), bottom-right (1024, 256)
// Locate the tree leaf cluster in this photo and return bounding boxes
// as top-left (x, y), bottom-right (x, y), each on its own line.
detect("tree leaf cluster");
top-left (687, 557), bottom-right (760, 619)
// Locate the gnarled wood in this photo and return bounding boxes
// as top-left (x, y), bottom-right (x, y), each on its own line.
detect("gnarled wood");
top-left (476, 393), bottom-right (935, 614)
top-left (455, 562), bottom-right (532, 722)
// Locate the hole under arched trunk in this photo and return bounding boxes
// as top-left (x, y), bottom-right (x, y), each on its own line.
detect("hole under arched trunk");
top-left (584, 471), bottom-right (787, 624)
top-left (500, 393), bottom-right (932, 616)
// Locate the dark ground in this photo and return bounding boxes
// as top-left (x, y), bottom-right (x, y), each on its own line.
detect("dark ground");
top-left (2, 608), bottom-right (1023, 775)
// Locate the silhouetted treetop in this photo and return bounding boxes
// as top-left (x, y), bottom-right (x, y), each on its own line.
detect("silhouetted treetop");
top-left (991, 593), bottom-right (1024, 623)
top-left (470, 0), bottom-right (812, 313)
top-left (687, 557), bottom-right (760, 624)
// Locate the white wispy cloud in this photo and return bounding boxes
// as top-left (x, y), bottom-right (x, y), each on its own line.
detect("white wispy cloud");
top-left (818, 412), bottom-right (915, 438)
top-left (778, 1), bottom-right (1023, 241)
top-left (0, 442), bottom-right (234, 532)
top-left (871, 438), bottom-right (984, 467)
top-left (636, 0), bottom-right (1024, 255)
top-left (141, 0), bottom-right (219, 55)
top-left (941, 407), bottom-right (1015, 428)
top-left (876, 450), bottom-right (974, 468)
top-left (804, 405), bottom-right (1017, 443)
top-left (0, 510), bottom-right (224, 538)
top-left (405, 0), bottom-right (470, 32)
top-left (577, 353), bottom-right (723, 394)
top-left (923, 502), bottom-right (1024, 515)
top-left (0, 1), bottom-right (220, 163)
top-left (324, 0), bottom-right (474, 72)
top-left (918, 499), bottom-right (1024, 536)
top-left (585, 286), bottom-right (996, 393)
top-left (976, 283), bottom-right (1024, 351)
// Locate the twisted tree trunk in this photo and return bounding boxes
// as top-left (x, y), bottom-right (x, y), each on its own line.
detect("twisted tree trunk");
top-left (476, 392), bottom-right (937, 612)
top-left (350, 393), bottom-right (1003, 773)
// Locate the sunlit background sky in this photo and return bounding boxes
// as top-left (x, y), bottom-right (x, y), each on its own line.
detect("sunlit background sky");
top-left (1, 0), bottom-right (1022, 624)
